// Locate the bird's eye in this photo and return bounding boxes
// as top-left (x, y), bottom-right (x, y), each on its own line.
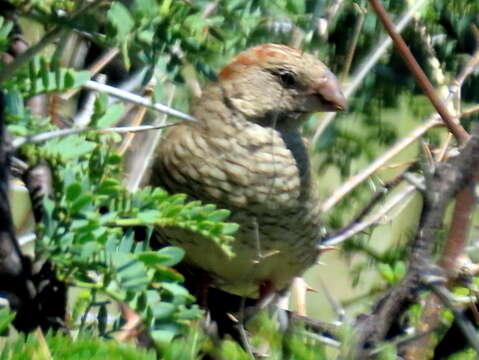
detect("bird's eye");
top-left (277, 69), bottom-right (297, 87)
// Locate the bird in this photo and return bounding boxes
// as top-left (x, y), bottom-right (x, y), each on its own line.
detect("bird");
top-left (150, 43), bottom-right (346, 304)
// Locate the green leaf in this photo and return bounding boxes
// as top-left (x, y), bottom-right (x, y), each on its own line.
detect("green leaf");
top-left (97, 103), bottom-right (124, 128)
top-left (66, 183), bottom-right (82, 202)
top-left (155, 247), bottom-right (185, 267)
top-left (4, 89), bottom-right (25, 117)
top-left (67, 70), bottom-right (90, 89)
top-left (0, 17), bottom-right (13, 46)
top-left (80, 241), bottom-right (101, 260)
top-left (108, 2), bottom-right (135, 39)
top-left (393, 261), bottom-right (406, 282)
top-left (160, 282), bottom-right (189, 298)
top-left (42, 135), bottom-right (97, 161)
top-left (378, 263), bottom-right (395, 284)
top-left (107, 153), bottom-right (122, 164)
top-left (71, 194), bottom-right (94, 213)
top-left (0, 308), bottom-right (15, 333)
top-left (151, 325), bottom-right (177, 344)
top-left (151, 302), bottom-right (175, 319)
top-left (207, 209), bottom-right (231, 222)
top-left (136, 251), bottom-right (173, 267)
top-left (222, 223), bottom-right (239, 235)
top-left (287, 0), bottom-right (305, 13)
top-left (138, 210), bottom-right (161, 223)
top-left (159, 0), bottom-right (172, 15)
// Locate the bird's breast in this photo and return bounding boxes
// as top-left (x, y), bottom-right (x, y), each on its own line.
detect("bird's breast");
top-left (153, 121), bottom-right (322, 297)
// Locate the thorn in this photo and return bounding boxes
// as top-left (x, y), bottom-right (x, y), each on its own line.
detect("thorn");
top-left (318, 245), bottom-right (339, 252)
top-left (226, 312), bottom-right (239, 323)
top-left (421, 140), bottom-right (434, 167)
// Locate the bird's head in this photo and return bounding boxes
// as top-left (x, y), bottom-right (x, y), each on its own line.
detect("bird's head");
top-left (216, 44), bottom-right (347, 130)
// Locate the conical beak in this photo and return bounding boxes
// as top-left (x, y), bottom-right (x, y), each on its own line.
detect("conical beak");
top-left (312, 72), bottom-right (347, 112)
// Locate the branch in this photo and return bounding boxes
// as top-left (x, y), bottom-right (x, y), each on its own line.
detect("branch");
top-left (341, 4), bottom-right (366, 80)
top-left (404, 46), bottom-right (479, 360)
top-left (353, 126), bottom-right (479, 356)
top-left (321, 117), bottom-right (441, 212)
top-left (428, 283), bottom-right (479, 354)
top-left (12, 122), bottom-right (179, 149)
top-left (62, 48), bottom-right (120, 101)
top-left (125, 85), bottom-right (177, 192)
top-left (0, 91), bottom-right (41, 332)
top-left (312, 0), bottom-right (430, 144)
top-left (82, 80), bottom-right (196, 123)
top-left (323, 177), bottom-right (415, 246)
top-left (368, 0), bottom-right (469, 143)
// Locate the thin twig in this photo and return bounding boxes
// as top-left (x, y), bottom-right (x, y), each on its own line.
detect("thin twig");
top-left (288, 312), bottom-right (341, 336)
top-left (74, 73), bottom-right (107, 127)
top-left (323, 184), bottom-right (417, 246)
top-left (441, 188), bottom-right (476, 275)
top-left (321, 117), bottom-right (441, 212)
top-left (377, 160), bottom-right (415, 172)
top-left (341, 4), bottom-right (366, 80)
top-left (301, 330), bottom-right (341, 348)
top-left (118, 89), bottom-right (150, 155)
top-left (0, 29), bottom-right (64, 84)
top-left (125, 86), bottom-right (177, 191)
top-left (324, 173), bottom-right (404, 243)
top-left (369, 327), bottom-right (438, 356)
top-left (83, 80), bottom-right (196, 123)
top-left (62, 48), bottom-right (120, 101)
top-left (322, 42), bottom-right (479, 213)
top-left (12, 123), bottom-right (179, 149)
top-left (368, 0), bottom-right (469, 143)
top-left (461, 104), bottom-right (479, 118)
top-left (317, 0), bottom-right (346, 39)
top-left (429, 283), bottom-right (479, 354)
top-left (312, 0), bottom-right (430, 144)
top-left (318, 277), bottom-right (346, 321)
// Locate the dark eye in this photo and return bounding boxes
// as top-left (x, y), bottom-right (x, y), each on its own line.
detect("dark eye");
top-left (277, 69), bottom-right (297, 87)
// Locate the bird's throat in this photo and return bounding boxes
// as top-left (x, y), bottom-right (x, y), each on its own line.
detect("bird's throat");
top-left (278, 130), bottom-right (311, 196)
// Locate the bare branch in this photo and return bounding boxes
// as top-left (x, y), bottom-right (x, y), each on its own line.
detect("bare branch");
top-left (321, 117), bottom-right (441, 212)
top-left (341, 4), bottom-right (367, 80)
top-left (354, 126), bottom-right (479, 356)
top-left (12, 123), bottom-right (179, 149)
top-left (125, 86), bottom-right (177, 192)
top-left (428, 283), bottom-right (479, 354)
top-left (323, 184), bottom-right (416, 246)
top-left (312, 0), bottom-right (430, 144)
top-left (62, 48), bottom-right (120, 101)
top-left (83, 80), bottom-right (196, 123)
top-left (368, 0), bottom-right (469, 143)
top-left (404, 47), bottom-right (479, 359)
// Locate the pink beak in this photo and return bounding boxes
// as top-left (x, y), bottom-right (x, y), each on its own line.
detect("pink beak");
top-left (311, 71), bottom-right (347, 112)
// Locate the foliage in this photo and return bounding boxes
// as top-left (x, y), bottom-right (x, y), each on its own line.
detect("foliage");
top-left (1, 2), bottom-right (237, 353)
top-left (0, 306), bottom-right (331, 359)
top-left (3, 80), bottom-right (245, 345)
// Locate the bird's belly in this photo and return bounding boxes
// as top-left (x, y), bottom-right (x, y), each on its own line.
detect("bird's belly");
top-left (158, 209), bottom-right (320, 298)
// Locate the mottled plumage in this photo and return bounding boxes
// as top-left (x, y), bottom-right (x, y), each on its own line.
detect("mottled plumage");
top-left (151, 44), bottom-right (346, 298)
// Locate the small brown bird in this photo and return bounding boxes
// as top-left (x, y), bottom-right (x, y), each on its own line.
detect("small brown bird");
top-left (151, 44), bottom-right (346, 301)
